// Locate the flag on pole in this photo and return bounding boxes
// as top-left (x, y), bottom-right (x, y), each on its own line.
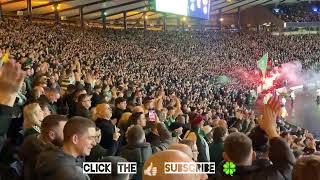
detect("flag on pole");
top-left (257, 53), bottom-right (268, 72)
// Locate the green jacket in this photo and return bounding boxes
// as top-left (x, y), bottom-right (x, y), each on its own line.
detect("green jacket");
top-left (209, 140), bottom-right (224, 166)
top-left (164, 116), bottom-right (176, 129)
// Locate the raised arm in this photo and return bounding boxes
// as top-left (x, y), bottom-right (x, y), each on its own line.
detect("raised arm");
top-left (0, 60), bottom-right (25, 151)
top-left (259, 96), bottom-right (295, 171)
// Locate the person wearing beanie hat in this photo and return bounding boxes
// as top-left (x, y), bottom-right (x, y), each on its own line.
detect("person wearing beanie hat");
top-left (170, 122), bottom-right (185, 142)
top-left (248, 126), bottom-right (272, 168)
top-left (184, 114), bottom-right (210, 162)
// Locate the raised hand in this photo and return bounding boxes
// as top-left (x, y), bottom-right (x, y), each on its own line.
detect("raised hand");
top-left (74, 71), bottom-right (81, 82)
top-left (0, 60), bottom-right (25, 106)
top-left (259, 95), bottom-right (281, 138)
top-left (112, 132), bottom-right (121, 141)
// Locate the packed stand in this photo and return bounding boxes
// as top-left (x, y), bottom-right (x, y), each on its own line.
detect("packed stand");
top-left (273, 2), bottom-right (320, 22)
top-left (0, 18), bottom-right (320, 180)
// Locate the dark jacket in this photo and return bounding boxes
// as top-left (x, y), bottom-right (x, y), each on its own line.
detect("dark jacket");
top-left (252, 158), bottom-right (272, 169)
top-left (23, 126), bottom-right (40, 138)
top-left (0, 104), bottom-right (13, 152)
top-left (121, 143), bottom-right (152, 180)
top-left (95, 118), bottom-right (118, 154)
top-left (112, 107), bottom-right (124, 122)
top-left (35, 148), bottom-right (89, 180)
top-left (74, 103), bottom-right (90, 118)
top-left (86, 144), bottom-right (114, 162)
top-left (20, 135), bottom-right (57, 180)
top-left (214, 137), bottom-right (295, 180)
top-left (209, 139), bottom-right (224, 166)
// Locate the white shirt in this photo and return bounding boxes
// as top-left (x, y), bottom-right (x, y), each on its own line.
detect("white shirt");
top-left (317, 89), bottom-right (320, 96)
top-left (290, 91), bottom-right (295, 100)
top-left (281, 97), bottom-right (286, 105)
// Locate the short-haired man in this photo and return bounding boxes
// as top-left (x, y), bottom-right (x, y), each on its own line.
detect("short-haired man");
top-left (217, 96), bottom-right (295, 179)
top-left (209, 126), bottom-right (227, 166)
top-left (37, 87), bottom-right (60, 114)
top-left (20, 115), bottom-right (68, 180)
top-left (112, 97), bottom-right (127, 125)
top-left (36, 116), bottom-right (96, 180)
top-left (128, 112), bottom-right (147, 127)
top-left (121, 125), bottom-right (152, 180)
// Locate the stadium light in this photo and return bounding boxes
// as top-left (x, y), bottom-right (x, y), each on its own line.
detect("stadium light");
top-left (52, 4), bottom-right (60, 11)
top-left (313, 7), bottom-right (318, 12)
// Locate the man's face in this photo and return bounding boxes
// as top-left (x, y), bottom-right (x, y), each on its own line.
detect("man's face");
top-left (138, 114), bottom-right (147, 127)
top-left (95, 130), bottom-right (102, 144)
top-left (81, 97), bottom-right (92, 109)
top-left (75, 127), bottom-right (96, 156)
top-left (99, 104), bottom-right (112, 119)
top-left (26, 69), bottom-right (33, 76)
top-left (168, 109), bottom-right (175, 116)
top-left (192, 143), bottom-right (199, 161)
top-left (119, 101), bottom-right (127, 110)
top-left (51, 121), bottom-right (67, 147)
top-left (136, 91), bottom-right (142, 98)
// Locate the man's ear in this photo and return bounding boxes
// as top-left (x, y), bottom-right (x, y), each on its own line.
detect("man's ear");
top-left (48, 130), bottom-right (56, 141)
top-left (72, 134), bottom-right (79, 144)
top-left (252, 150), bottom-right (257, 161)
top-left (223, 152), bottom-right (231, 161)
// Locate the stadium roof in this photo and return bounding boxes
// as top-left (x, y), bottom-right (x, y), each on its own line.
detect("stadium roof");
top-left (0, 0), bottom-right (306, 23)
top-left (209, 0), bottom-right (301, 15)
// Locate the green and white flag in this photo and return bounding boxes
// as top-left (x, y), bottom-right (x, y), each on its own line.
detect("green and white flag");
top-left (257, 53), bottom-right (268, 76)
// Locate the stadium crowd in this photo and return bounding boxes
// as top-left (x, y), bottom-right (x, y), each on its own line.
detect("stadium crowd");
top-left (274, 2), bottom-right (320, 22)
top-left (0, 18), bottom-right (320, 180)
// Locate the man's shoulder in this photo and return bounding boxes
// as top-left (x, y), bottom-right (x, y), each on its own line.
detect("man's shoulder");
top-left (21, 134), bottom-right (42, 150)
top-left (37, 148), bottom-right (76, 165)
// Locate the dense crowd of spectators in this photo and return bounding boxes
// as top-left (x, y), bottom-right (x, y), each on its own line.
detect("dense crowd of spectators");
top-left (273, 2), bottom-right (320, 22)
top-left (0, 18), bottom-right (320, 180)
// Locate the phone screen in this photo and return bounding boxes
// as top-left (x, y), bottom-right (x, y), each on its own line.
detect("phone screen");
top-left (148, 110), bottom-right (156, 122)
